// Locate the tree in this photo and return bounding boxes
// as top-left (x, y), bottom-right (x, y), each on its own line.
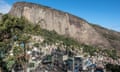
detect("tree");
top-left (106, 63), bottom-right (120, 72)
top-left (33, 43), bottom-right (39, 48)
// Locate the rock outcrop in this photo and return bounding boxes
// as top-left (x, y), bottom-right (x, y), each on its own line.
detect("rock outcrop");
top-left (9, 2), bottom-right (119, 50)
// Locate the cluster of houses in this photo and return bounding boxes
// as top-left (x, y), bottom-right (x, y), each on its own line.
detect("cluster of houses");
top-left (8, 35), bottom-right (120, 72)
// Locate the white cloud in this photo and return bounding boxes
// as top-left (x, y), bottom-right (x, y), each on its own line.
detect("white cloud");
top-left (0, 0), bottom-right (11, 14)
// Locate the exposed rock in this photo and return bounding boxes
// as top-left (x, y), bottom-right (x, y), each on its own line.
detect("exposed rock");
top-left (91, 24), bottom-right (120, 55)
top-left (9, 2), bottom-right (120, 53)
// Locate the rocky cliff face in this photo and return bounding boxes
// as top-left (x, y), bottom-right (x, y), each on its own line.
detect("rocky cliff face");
top-left (91, 24), bottom-right (120, 55)
top-left (9, 2), bottom-right (114, 49)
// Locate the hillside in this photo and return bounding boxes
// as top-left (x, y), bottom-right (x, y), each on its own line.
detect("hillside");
top-left (91, 24), bottom-right (120, 54)
top-left (0, 14), bottom-right (119, 72)
top-left (0, 13), bottom-right (2, 20)
top-left (8, 2), bottom-right (120, 55)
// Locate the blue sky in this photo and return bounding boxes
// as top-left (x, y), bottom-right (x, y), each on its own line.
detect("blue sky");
top-left (0, 0), bottom-right (120, 32)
